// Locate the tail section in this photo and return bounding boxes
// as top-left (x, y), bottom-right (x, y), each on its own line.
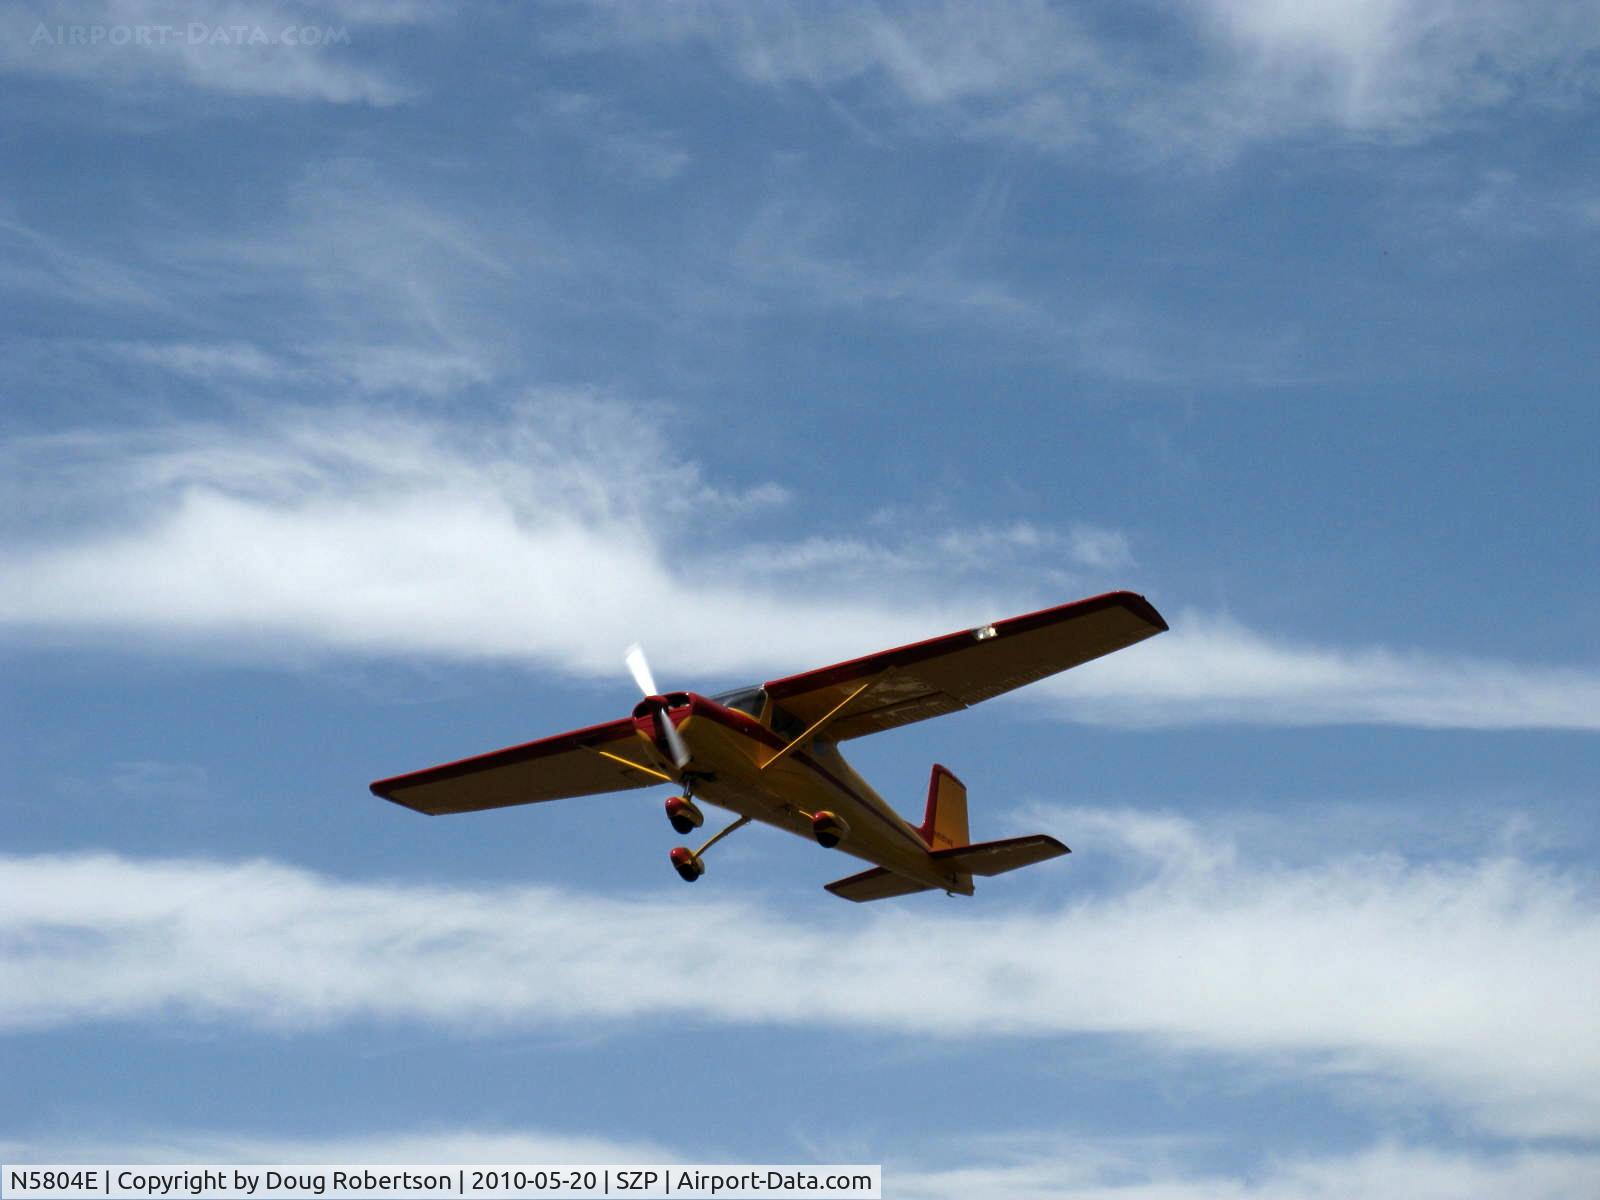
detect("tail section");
top-left (918, 763), bottom-right (970, 851)
top-left (824, 766), bottom-right (1070, 902)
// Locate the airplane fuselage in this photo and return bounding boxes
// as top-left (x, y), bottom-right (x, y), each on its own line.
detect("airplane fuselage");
top-left (635, 692), bottom-right (973, 894)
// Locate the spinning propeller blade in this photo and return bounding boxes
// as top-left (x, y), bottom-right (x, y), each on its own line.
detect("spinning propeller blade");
top-left (624, 643), bottom-right (657, 697)
top-left (658, 709), bottom-right (691, 770)
top-left (624, 643), bottom-right (691, 770)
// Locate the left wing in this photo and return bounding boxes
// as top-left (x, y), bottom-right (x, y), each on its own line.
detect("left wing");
top-left (764, 590), bottom-right (1166, 741)
top-left (371, 716), bottom-right (657, 815)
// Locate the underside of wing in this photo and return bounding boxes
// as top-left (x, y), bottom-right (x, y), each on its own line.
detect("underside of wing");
top-left (764, 590), bottom-right (1167, 740)
top-left (370, 716), bottom-right (656, 815)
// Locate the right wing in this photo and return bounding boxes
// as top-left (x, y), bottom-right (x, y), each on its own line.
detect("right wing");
top-left (764, 590), bottom-right (1167, 741)
top-left (370, 716), bottom-right (658, 815)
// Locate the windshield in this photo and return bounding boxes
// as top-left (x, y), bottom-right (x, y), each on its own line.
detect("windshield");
top-left (710, 686), bottom-right (766, 718)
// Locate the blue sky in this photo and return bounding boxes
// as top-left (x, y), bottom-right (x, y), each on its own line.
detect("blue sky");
top-left (3, 2), bottom-right (1600, 1196)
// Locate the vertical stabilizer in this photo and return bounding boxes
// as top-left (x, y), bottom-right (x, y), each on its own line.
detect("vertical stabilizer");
top-left (918, 763), bottom-right (970, 850)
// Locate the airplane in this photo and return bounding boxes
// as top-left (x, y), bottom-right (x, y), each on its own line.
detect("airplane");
top-left (370, 590), bottom-right (1167, 901)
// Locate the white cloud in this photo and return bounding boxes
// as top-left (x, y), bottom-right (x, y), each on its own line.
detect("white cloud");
top-left (1190, 0), bottom-right (1600, 141)
top-left (1050, 611), bottom-right (1600, 730)
top-left (4, 811), bottom-right (1599, 1138)
top-left (1066, 524), bottom-right (1132, 570)
top-left (3, 406), bottom-right (1598, 731)
top-left (0, 401), bottom-right (955, 680)
top-left (0, 0), bottom-right (423, 105)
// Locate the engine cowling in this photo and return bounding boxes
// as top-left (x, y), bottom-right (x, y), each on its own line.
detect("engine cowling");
top-left (811, 810), bottom-right (850, 849)
top-left (665, 795), bottom-right (704, 835)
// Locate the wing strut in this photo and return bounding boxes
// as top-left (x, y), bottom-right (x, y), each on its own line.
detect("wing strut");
top-left (593, 749), bottom-right (674, 782)
top-left (759, 678), bottom-right (877, 771)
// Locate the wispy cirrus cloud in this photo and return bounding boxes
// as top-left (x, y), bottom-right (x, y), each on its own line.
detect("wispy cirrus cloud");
top-left (0, 213), bottom-right (176, 314)
top-left (4, 809), bottom-right (1599, 1139)
top-left (724, 191), bottom-right (1309, 384)
top-left (1, 159), bottom-right (513, 397)
top-left (556, 0), bottom-right (1600, 160)
top-left (3, 405), bottom-right (1598, 732)
top-left (529, 91), bottom-right (691, 184)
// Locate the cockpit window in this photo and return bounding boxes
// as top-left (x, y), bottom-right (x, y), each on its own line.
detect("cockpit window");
top-left (711, 686), bottom-right (766, 719)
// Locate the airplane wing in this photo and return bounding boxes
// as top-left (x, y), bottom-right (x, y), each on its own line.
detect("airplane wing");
top-left (763, 590), bottom-right (1166, 740)
top-left (370, 716), bottom-right (657, 815)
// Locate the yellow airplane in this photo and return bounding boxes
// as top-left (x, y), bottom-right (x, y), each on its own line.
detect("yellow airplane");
top-left (371, 591), bottom-right (1167, 901)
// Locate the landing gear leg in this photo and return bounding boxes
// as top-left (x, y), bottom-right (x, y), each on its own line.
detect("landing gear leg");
top-left (668, 814), bottom-right (753, 884)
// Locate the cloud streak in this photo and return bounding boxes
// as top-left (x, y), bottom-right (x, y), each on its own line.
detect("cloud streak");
top-left (3, 406), bottom-right (1598, 731)
top-left (1052, 611), bottom-right (1600, 730)
top-left (4, 811), bottom-right (1599, 1139)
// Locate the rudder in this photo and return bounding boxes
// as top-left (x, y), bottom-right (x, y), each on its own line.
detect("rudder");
top-left (918, 763), bottom-right (970, 850)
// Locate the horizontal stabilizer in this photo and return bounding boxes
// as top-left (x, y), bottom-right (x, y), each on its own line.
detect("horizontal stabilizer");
top-left (824, 835), bottom-right (1070, 902)
top-left (933, 834), bottom-right (1069, 875)
top-left (823, 866), bottom-right (936, 903)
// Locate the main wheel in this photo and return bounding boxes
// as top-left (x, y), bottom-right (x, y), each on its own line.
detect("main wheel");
top-left (665, 795), bottom-right (704, 835)
top-left (669, 846), bottom-right (704, 882)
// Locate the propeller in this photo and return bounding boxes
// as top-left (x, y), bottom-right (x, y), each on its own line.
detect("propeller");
top-left (624, 643), bottom-right (658, 697)
top-left (625, 643), bottom-right (691, 770)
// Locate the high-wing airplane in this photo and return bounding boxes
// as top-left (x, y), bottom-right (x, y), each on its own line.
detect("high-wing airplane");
top-left (371, 590), bottom-right (1167, 901)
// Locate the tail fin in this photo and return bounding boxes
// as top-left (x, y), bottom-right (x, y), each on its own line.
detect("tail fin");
top-left (918, 764), bottom-right (970, 851)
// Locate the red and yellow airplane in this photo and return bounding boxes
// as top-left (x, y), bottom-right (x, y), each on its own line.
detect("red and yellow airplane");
top-left (371, 590), bottom-right (1167, 901)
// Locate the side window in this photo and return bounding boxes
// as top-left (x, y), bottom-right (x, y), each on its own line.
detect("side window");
top-left (767, 703), bottom-right (807, 739)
